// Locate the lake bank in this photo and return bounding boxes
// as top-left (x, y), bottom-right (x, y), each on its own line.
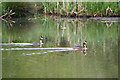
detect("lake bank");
top-left (47, 12), bottom-right (120, 18)
top-left (1, 2), bottom-right (120, 19)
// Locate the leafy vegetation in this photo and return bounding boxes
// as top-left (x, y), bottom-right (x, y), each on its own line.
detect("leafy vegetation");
top-left (1, 2), bottom-right (119, 17)
top-left (2, 2), bottom-right (43, 17)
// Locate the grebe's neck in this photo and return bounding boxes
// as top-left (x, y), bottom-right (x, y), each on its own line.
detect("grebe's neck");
top-left (83, 42), bottom-right (87, 49)
top-left (40, 40), bottom-right (42, 44)
top-left (83, 45), bottom-right (87, 49)
top-left (40, 35), bottom-right (43, 40)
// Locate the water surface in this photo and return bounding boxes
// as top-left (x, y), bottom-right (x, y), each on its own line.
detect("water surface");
top-left (1, 16), bottom-right (118, 78)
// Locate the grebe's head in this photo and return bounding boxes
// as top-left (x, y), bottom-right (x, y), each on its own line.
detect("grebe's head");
top-left (83, 41), bottom-right (87, 44)
top-left (40, 36), bottom-right (43, 40)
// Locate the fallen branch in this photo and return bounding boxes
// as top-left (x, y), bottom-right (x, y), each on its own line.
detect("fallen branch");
top-left (0, 10), bottom-right (15, 27)
top-left (0, 10), bottom-right (15, 19)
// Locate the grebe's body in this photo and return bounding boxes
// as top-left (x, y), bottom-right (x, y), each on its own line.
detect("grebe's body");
top-left (73, 41), bottom-right (87, 50)
top-left (31, 36), bottom-right (43, 46)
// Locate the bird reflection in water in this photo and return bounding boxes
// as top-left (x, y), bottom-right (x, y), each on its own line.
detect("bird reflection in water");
top-left (83, 49), bottom-right (87, 56)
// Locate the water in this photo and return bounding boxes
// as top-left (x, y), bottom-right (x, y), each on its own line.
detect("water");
top-left (1, 16), bottom-right (118, 78)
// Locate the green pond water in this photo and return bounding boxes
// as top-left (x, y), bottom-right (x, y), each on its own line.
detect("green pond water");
top-left (1, 15), bottom-right (118, 78)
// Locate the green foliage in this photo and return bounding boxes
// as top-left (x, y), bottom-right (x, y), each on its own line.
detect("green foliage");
top-left (82, 2), bottom-right (119, 15)
top-left (1, 2), bottom-right (119, 17)
top-left (2, 2), bottom-right (43, 17)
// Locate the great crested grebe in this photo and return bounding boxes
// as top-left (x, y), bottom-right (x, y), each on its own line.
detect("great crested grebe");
top-left (73, 41), bottom-right (87, 50)
top-left (40, 36), bottom-right (43, 44)
top-left (32, 36), bottom-right (43, 46)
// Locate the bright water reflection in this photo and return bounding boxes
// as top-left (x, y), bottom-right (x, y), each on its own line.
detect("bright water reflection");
top-left (2, 16), bottom-right (118, 78)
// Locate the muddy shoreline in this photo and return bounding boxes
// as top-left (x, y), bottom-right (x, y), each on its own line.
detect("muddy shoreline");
top-left (47, 12), bottom-right (120, 18)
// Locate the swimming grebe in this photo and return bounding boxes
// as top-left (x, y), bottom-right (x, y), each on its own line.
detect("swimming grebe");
top-left (73, 41), bottom-right (87, 50)
top-left (40, 36), bottom-right (43, 44)
top-left (31, 36), bottom-right (43, 46)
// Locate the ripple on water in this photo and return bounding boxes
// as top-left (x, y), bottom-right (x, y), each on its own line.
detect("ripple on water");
top-left (0, 47), bottom-right (73, 51)
top-left (22, 49), bottom-right (74, 56)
